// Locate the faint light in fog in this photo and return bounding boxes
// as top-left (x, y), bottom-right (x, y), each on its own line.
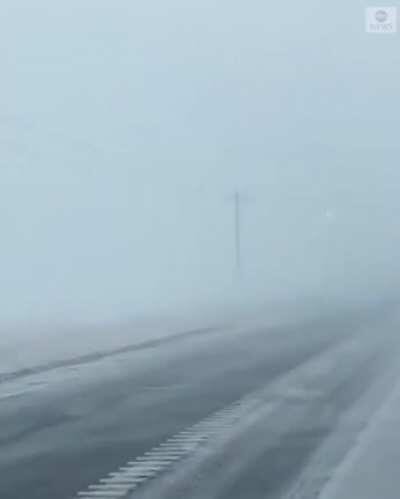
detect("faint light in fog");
top-left (325, 210), bottom-right (336, 220)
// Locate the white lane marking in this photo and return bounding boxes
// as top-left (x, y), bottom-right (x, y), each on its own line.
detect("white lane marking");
top-left (137, 453), bottom-right (182, 459)
top-left (78, 495), bottom-right (129, 498)
top-left (74, 336), bottom-right (365, 499)
top-left (74, 392), bottom-right (266, 498)
top-left (89, 484), bottom-right (132, 490)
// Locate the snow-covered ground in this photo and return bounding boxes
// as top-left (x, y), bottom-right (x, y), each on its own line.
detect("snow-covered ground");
top-left (0, 299), bottom-right (314, 378)
top-left (0, 312), bottom-right (220, 377)
top-left (320, 372), bottom-right (400, 499)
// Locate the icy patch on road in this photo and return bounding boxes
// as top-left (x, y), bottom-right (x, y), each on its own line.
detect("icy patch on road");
top-left (74, 333), bottom-right (362, 499)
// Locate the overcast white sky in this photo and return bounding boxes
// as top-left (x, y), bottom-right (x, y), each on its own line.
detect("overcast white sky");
top-left (1, 1), bottom-right (400, 325)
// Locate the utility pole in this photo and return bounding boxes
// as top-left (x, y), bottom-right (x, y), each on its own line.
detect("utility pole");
top-left (234, 191), bottom-right (242, 276)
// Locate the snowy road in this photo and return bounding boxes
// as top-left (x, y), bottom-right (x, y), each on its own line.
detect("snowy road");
top-left (0, 307), bottom-right (399, 499)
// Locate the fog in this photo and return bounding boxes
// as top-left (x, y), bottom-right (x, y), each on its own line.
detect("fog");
top-left (1, 0), bottom-right (400, 326)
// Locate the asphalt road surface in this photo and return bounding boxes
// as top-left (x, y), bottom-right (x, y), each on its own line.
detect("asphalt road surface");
top-left (1, 306), bottom-right (399, 499)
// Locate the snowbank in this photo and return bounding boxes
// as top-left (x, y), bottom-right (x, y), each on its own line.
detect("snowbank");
top-left (320, 376), bottom-right (400, 499)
